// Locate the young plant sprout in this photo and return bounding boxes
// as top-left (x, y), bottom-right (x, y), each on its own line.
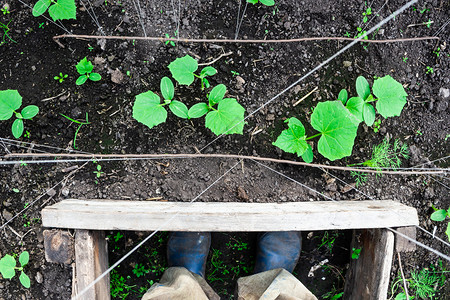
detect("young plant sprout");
top-left (0, 251), bottom-right (31, 288)
top-left (54, 72), bottom-right (68, 83)
top-left (273, 75), bottom-right (408, 162)
top-left (246, 0), bottom-right (275, 6)
top-left (0, 90), bottom-right (39, 138)
top-left (168, 55), bottom-right (217, 90)
top-left (75, 57), bottom-right (101, 85)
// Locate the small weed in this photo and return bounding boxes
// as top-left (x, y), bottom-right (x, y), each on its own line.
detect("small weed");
top-left (113, 232), bottom-right (123, 242)
top-left (164, 31), bottom-right (177, 47)
top-left (362, 7), bottom-right (372, 23)
top-left (433, 47), bottom-right (441, 57)
top-left (54, 72), bottom-right (68, 83)
top-left (351, 248), bottom-right (361, 259)
top-left (247, 0), bottom-right (275, 6)
top-left (226, 239), bottom-right (248, 251)
top-left (373, 119), bottom-right (381, 132)
top-left (0, 20), bottom-right (16, 46)
top-left (60, 112), bottom-right (90, 149)
top-left (424, 19), bottom-right (432, 28)
top-left (318, 231), bottom-right (340, 254)
top-left (1, 4), bottom-right (10, 15)
top-left (110, 269), bottom-right (135, 299)
top-left (402, 56), bottom-right (408, 63)
top-left (75, 57), bottom-right (101, 85)
top-left (93, 163), bottom-right (104, 179)
top-left (425, 66), bottom-right (434, 74)
top-left (231, 70), bottom-right (240, 77)
top-left (207, 248), bottom-right (229, 282)
top-left (416, 129), bottom-right (423, 136)
top-left (132, 263), bottom-right (150, 278)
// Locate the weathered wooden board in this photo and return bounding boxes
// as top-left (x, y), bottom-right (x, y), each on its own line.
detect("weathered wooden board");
top-left (395, 226), bottom-right (417, 252)
top-left (73, 230), bottom-right (110, 300)
top-left (42, 199), bottom-right (419, 231)
top-left (343, 229), bottom-right (395, 300)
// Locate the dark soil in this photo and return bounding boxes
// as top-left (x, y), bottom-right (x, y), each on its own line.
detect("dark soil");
top-left (0, 0), bottom-right (449, 299)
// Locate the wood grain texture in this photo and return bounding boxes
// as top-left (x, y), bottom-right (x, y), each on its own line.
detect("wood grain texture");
top-left (73, 230), bottom-right (110, 300)
top-left (344, 229), bottom-right (395, 300)
top-left (42, 199), bottom-right (419, 231)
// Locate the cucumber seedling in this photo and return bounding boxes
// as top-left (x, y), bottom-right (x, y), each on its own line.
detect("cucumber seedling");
top-left (168, 55), bottom-right (217, 90)
top-left (75, 57), bottom-right (102, 85)
top-left (273, 75), bottom-right (408, 162)
top-left (430, 205), bottom-right (450, 241)
top-left (247, 0), bottom-right (275, 6)
top-left (0, 251), bottom-right (31, 288)
top-left (0, 90), bottom-right (39, 138)
top-left (32, 0), bottom-right (76, 21)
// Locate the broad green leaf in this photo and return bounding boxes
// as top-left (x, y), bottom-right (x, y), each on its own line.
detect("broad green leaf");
top-left (200, 66), bottom-right (217, 77)
top-left (160, 77), bottom-right (174, 100)
top-left (76, 57), bottom-right (93, 75)
top-left (188, 103), bottom-right (209, 118)
top-left (19, 251), bottom-right (29, 267)
top-left (89, 73), bottom-right (101, 81)
top-left (259, 0), bottom-right (275, 5)
top-left (446, 223), bottom-right (450, 242)
top-left (168, 55), bottom-right (198, 85)
top-left (273, 117), bottom-right (309, 157)
top-left (208, 84), bottom-right (226, 105)
top-left (32, 0), bottom-right (51, 17)
top-left (362, 102), bottom-right (375, 126)
top-left (346, 97), bottom-right (363, 123)
top-left (205, 98), bottom-right (245, 135)
top-left (0, 90), bottom-right (22, 120)
top-left (301, 144), bottom-right (313, 163)
top-left (431, 209), bottom-right (447, 222)
top-left (48, 0), bottom-right (76, 21)
top-left (19, 272), bottom-right (31, 288)
top-left (373, 75), bottom-right (408, 118)
top-left (356, 76), bottom-right (371, 100)
top-left (169, 100), bottom-right (188, 119)
top-left (21, 105), bottom-right (39, 119)
top-left (247, 0), bottom-right (258, 4)
top-left (132, 91), bottom-right (167, 129)
top-left (76, 75), bottom-right (88, 85)
top-left (395, 293), bottom-right (407, 300)
top-left (338, 89), bottom-right (348, 105)
top-left (311, 101), bottom-right (359, 161)
top-left (0, 255), bottom-right (16, 279)
top-left (12, 119), bottom-right (24, 138)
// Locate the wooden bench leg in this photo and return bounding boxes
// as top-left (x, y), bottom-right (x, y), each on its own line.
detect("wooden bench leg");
top-left (343, 228), bottom-right (394, 300)
top-left (73, 230), bottom-right (110, 300)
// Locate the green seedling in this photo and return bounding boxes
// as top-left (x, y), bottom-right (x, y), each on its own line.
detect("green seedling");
top-left (373, 119), bottom-right (381, 132)
top-left (76, 57), bottom-right (101, 85)
top-left (133, 73), bottom-right (245, 136)
top-left (402, 56), bottom-right (408, 62)
top-left (318, 231), bottom-right (340, 254)
top-left (0, 90), bottom-right (39, 138)
top-left (433, 47), bottom-right (441, 57)
top-left (0, 251), bottom-right (30, 288)
top-left (0, 20), bottom-right (16, 45)
top-left (60, 112), bottom-right (89, 149)
top-left (32, 0), bottom-right (76, 21)
top-left (416, 129), bottom-right (423, 136)
top-left (1, 4), bottom-right (10, 15)
top-left (54, 72), bottom-right (68, 83)
top-left (350, 138), bottom-right (409, 186)
top-left (168, 55), bottom-right (218, 90)
top-left (93, 164), bottom-right (104, 178)
top-left (351, 248), bottom-right (361, 259)
top-left (424, 19), bottom-right (432, 28)
top-left (164, 31), bottom-right (177, 47)
top-left (231, 70), bottom-right (240, 77)
top-left (247, 0), bottom-right (275, 6)
top-left (362, 7), bottom-right (372, 23)
top-left (425, 66), bottom-right (433, 74)
top-left (132, 263), bottom-right (150, 278)
top-left (430, 205), bottom-right (450, 241)
top-left (273, 76), bottom-right (407, 162)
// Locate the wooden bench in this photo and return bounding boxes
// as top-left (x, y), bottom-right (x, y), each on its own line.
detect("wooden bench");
top-left (41, 199), bottom-right (419, 300)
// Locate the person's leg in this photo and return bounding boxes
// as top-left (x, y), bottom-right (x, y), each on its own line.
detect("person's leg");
top-left (142, 232), bottom-right (219, 300)
top-left (236, 231), bottom-right (317, 300)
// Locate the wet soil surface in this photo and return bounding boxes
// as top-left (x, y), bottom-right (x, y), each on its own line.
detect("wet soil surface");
top-left (0, 0), bottom-right (449, 299)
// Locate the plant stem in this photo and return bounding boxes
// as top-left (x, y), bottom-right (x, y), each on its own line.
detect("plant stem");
top-left (306, 133), bottom-right (322, 140)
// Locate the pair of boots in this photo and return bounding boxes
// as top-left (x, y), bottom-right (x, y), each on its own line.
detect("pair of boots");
top-left (167, 232), bottom-right (301, 277)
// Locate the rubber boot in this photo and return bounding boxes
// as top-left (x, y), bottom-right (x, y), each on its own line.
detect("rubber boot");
top-left (254, 231), bottom-right (302, 274)
top-left (167, 232), bottom-right (211, 277)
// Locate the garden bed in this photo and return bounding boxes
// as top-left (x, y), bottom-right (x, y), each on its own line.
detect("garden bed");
top-left (0, 0), bottom-right (449, 299)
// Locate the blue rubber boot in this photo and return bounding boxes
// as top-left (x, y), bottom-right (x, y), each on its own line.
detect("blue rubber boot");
top-left (167, 232), bottom-right (211, 277)
top-left (254, 231), bottom-right (302, 274)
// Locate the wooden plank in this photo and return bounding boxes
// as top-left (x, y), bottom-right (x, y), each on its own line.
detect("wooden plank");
top-left (395, 226), bottom-right (417, 252)
top-left (73, 230), bottom-right (110, 300)
top-left (42, 199), bottom-right (419, 231)
top-left (343, 229), bottom-right (394, 300)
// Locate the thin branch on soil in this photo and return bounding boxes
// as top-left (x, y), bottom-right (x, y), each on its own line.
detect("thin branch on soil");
top-left (52, 34), bottom-right (439, 48)
top-left (198, 51), bottom-right (233, 66)
top-left (40, 90), bottom-right (68, 102)
top-left (397, 252), bottom-right (410, 300)
top-left (3, 152), bottom-right (447, 175)
top-left (7, 225), bottom-right (22, 239)
top-left (293, 87), bottom-right (318, 107)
